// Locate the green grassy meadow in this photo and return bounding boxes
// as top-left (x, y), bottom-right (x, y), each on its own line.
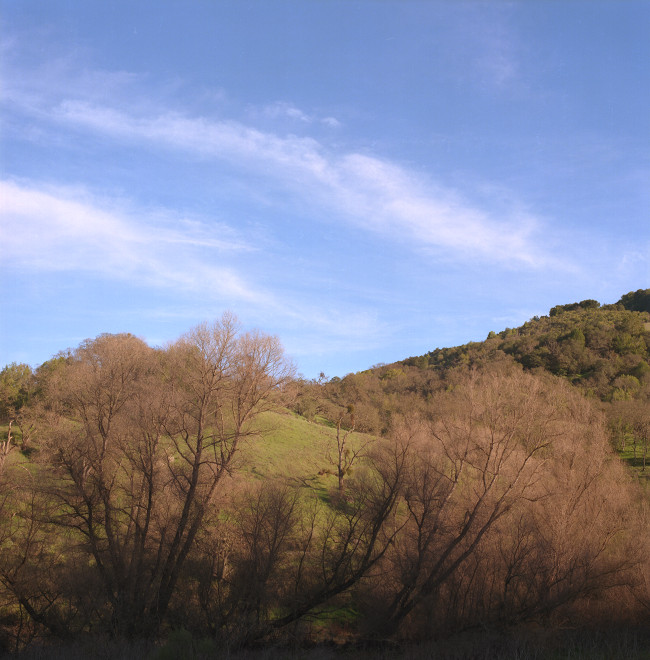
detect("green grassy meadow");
top-left (239, 411), bottom-right (374, 499)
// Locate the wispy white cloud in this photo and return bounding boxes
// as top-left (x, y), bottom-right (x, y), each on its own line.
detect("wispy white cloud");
top-left (321, 116), bottom-right (341, 128)
top-left (0, 178), bottom-right (396, 359)
top-left (330, 153), bottom-right (543, 265)
top-left (1, 32), bottom-right (547, 268)
top-left (475, 23), bottom-right (518, 89)
top-left (44, 98), bottom-right (548, 268)
top-left (0, 179), bottom-right (259, 301)
top-left (259, 101), bottom-right (341, 128)
top-left (262, 101), bottom-right (311, 123)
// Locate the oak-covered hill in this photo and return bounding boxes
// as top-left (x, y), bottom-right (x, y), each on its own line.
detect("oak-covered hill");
top-left (404, 288), bottom-right (650, 402)
top-left (289, 290), bottom-right (650, 435)
top-left (287, 290), bottom-right (650, 482)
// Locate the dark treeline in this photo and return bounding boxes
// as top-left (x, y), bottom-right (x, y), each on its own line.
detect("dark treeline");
top-left (1, 300), bottom-right (650, 654)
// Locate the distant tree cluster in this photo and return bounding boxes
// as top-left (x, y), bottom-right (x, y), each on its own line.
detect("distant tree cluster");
top-left (620, 289), bottom-right (650, 314)
top-left (549, 298), bottom-right (600, 316)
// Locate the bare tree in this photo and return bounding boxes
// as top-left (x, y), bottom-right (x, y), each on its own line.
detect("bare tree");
top-left (194, 480), bottom-right (301, 641)
top-left (192, 438), bottom-right (409, 644)
top-left (0, 463), bottom-right (86, 649)
top-left (35, 315), bottom-right (294, 636)
top-left (261, 439), bottom-right (407, 638)
top-left (440, 399), bottom-right (641, 634)
top-left (324, 404), bottom-right (361, 493)
top-left (364, 367), bottom-right (629, 637)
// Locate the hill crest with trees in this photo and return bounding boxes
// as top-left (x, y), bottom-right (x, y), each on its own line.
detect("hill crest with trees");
top-left (402, 289), bottom-right (650, 402)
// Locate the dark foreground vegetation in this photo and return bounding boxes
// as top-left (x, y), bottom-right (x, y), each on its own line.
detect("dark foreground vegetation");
top-left (1, 292), bottom-right (650, 657)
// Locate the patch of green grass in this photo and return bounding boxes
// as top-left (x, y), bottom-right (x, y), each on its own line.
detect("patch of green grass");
top-left (238, 410), bottom-right (375, 499)
top-left (238, 411), bottom-right (335, 497)
top-left (617, 447), bottom-right (650, 487)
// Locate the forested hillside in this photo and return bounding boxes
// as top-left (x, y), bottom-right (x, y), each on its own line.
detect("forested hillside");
top-left (1, 295), bottom-right (649, 656)
top-left (407, 289), bottom-right (650, 402)
top-left (289, 290), bottom-right (650, 470)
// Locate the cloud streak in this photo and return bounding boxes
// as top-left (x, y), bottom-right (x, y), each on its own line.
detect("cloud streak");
top-left (1, 37), bottom-right (549, 269)
top-left (0, 178), bottom-right (397, 359)
top-left (0, 179), bottom-right (260, 302)
top-left (47, 99), bottom-right (547, 267)
top-left (259, 101), bottom-right (342, 128)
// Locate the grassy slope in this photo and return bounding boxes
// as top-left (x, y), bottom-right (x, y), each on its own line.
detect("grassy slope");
top-left (239, 410), bottom-right (374, 499)
top-left (0, 413), bottom-right (372, 496)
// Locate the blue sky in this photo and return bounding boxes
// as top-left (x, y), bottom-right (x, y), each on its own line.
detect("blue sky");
top-left (1, 1), bottom-right (648, 378)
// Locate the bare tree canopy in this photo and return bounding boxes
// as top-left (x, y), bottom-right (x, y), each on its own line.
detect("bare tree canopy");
top-left (27, 316), bottom-right (294, 637)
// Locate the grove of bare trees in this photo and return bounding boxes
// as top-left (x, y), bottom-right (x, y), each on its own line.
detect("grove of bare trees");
top-left (0, 318), bottom-right (648, 653)
top-left (358, 368), bottom-right (642, 639)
